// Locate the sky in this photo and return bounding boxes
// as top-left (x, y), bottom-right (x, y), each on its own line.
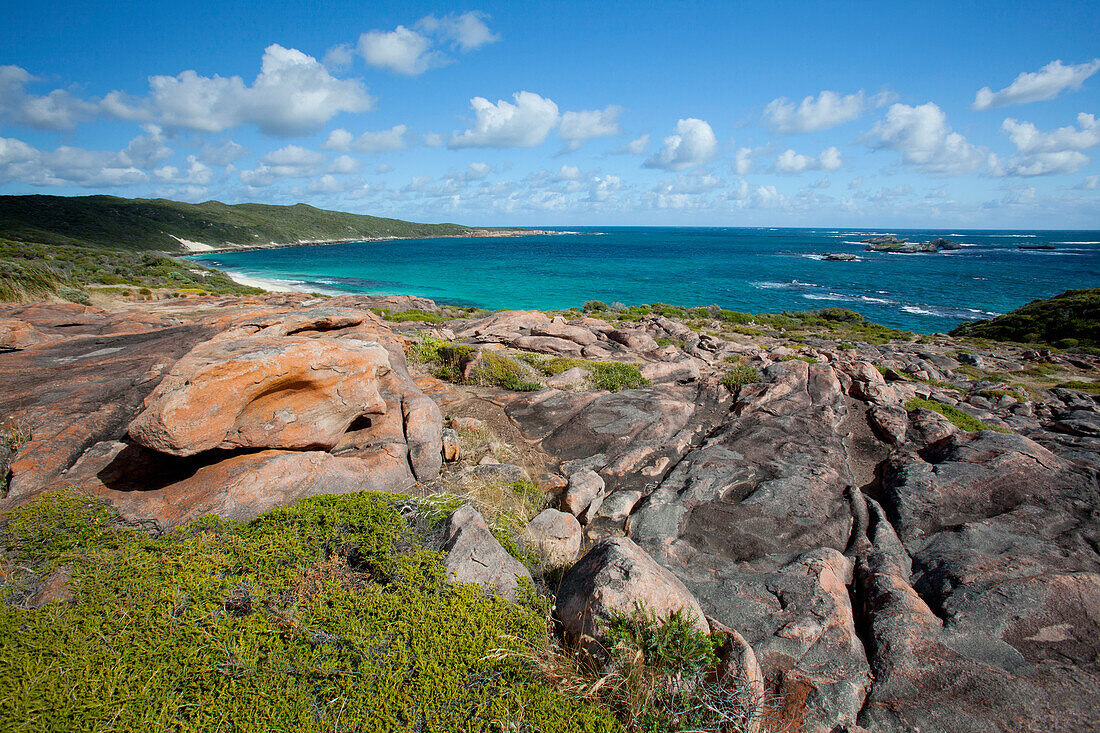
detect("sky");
top-left (2, 0), bottom-right (1099, 228)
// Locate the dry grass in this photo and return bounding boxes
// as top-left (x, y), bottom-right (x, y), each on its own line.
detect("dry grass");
top-left (489, 620), bottom-right (797, 733)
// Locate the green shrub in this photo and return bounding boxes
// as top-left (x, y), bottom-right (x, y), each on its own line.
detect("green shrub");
top-left (588, 362), bottom-right (648, 392)
top-left (384, 309), bottom-right (445, 324)
top-left (0, 490), bottom-right (618, 733)
top-left (777, 355), bottom-right (817, 364)
top-left (605, 606), bottom-right (717, 676)
top-left (59, 287), bottom-right (91, 305)
top-left (904, 398), bottom-right (1008, 433)
top-left (470, 352), bottom-right (542, 392)
top-left (1057, 380), bottom-right (1100, 394)
top-left (582, 300), bottom-right (607, 312)
top-left (720, 365), bottom-right (759, 393)
top-left (949, 288), bottom-right (1100, 348)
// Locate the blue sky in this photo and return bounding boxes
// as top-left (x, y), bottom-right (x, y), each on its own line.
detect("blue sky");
top-left (2, 0), bottom-right (1099, 227)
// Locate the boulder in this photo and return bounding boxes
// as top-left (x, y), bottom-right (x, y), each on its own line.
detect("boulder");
top-left (512, 335), bottom-right (584, 357)
top-left (554, 537), bottom-right (710, 661)
top-left (639, 358), bottom-right (702, 384)
top-left (869, 404), bottom-right (908, 445)
top-left (561, 468), bottom-right (605, 517)
top-left (0, 318), bottom-right (52, 351)
top-left (524, 508), bottom-right (582, 567)
top-left (607, 329), bottom-right (659, 353)
top-left (401, 392), bottom-right (443, 480)
top-left (442, 505), bottom-right (532, 601)
top-left (546, 367), bottom-right (588, 389)
top-left (129, 336), bottom-right (391, 456)
top-left (441, 427), bottom-right (460, 462)
top-left (530, 323), bottom-right (599, 346)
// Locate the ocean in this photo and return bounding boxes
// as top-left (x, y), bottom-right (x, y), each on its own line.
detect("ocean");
top-left (189, 227), bottom-right (1100, 334)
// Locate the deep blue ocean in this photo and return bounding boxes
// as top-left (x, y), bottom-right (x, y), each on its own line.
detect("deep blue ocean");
top-left (190, 227), bottom-right (1100, 334)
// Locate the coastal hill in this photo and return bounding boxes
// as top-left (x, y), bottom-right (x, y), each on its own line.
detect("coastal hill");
top-left (951, 287), bottom-right (1099, 349)
top-left (0, 194), bottom-right (504, 252)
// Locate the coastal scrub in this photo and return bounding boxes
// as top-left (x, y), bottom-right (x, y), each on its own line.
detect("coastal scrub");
top-left (0, 490), bottom-right (618, 733)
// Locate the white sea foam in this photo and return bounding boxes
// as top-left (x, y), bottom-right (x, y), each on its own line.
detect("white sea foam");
top-left (902, 305), bottom-right (939, 316)
top-left (1057, 241), bottom-right (1100, 244)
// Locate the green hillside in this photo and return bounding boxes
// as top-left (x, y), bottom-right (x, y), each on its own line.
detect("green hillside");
top-left (950, 288), bottom-right (1100, 348)
top-left (0, 195), bottom-right (492, 252)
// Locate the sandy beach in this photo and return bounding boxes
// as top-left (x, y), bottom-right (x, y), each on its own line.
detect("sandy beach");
top-left (224, 271), bottom-right (308, 293)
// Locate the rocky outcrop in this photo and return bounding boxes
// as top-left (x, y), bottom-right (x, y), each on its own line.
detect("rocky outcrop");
top-left (442, 505), bottom-right (532, 601)
top-left (554, 537), bottom-right (710, 661)
top-left (128, 337), bottom-right (392, 455)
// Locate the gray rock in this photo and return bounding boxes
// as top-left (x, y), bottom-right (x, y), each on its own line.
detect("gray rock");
top-left (524, 508), bottom-right (582, 567)
top-left (442, 505), bottom-right (532, 601)
top-left (561, 468), bottom-right (604, 517)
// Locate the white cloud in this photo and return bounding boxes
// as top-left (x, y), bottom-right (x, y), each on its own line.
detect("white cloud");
top-left (0, 136), bottom-right (39, 183)
top-left (866, 102), bottom-right (991, 175)
top-left (653, 173), bottom-right (724, 195)
top-left (423, 132), bottom-right (444, 147)
top-left (1002, 113), bottom-right (1100, 153)
top-left (998, 113), bottom-right (1097, 177)
top-left (375, 162), bottom-right (394, 174)
top-left (1001, 151), bottom-right (1088, 177)
top-left (559, 106), bottom-right (622, 150)
top-left (973, 59), bottom-right (1100, 110)
top-left (199, 139), bottom-right (248, 165)
top-left (644, 118), bottom-right (717, 171)
top-left (449, 91), bottom-right (560, 149)
top-left (358, 25), bottom-right (438, 75)
top-left (751, 185), bottom-right (788, 209)
top-left (553, 164), bottom-right (584, 181)
top-left (133, 45), bottom-right (373, 136)
top-left (608, 134), bottom-right (649, 155)
top-left (587, 174), bottom-right (621, 202)
top-left (464, 161), bottom-right (492, 180)
top-left (0, 65), bottom-right (99, 130)
top-left (153, 156), bottom-right (213, 185)
top-left (869, 184), bottom-right (913, 202)
top-left (417, 11), bottom-right (499, 52)
top-left (38, 146), bottom-right (147, 187)
top-left (327, 155), bottom-right (361, 174)
top-left (1073, 174), bottom-right (1099, 190)
top-left (734, 146), bottom-right (765, 175)
top-left (773, 146), bottom-right (843, 174)
top-left (239, 144), bottom-right (328, 186)
top-left (322, 124), bottom-right (410, 153)
top-left (763, 90), bottom-right (866, 134)
top-left (121, 124), bottom-right (172, 169)
top-left (323, 43), bottom-right (355, 69)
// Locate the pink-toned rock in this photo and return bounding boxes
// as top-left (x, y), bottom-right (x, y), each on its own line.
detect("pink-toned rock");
top-left (554, 537), bottom-right (710, 661)
top-left (451, 417), bottom-right (485, 431)
top-left (869, 404), bottom-right (908, 445)
top-left (639, 358), bottom-right (701, 384)
top-left (0, 318), bottom-right (52, 350)
top-left (58, 441), bottom-right (415, 529)
top-left (530, 323), bottom-right (599, 346)
top-left (607, 329), bottom-right (659, 352)
top-left (441, 427), bottom-right (460, 462)
top-left (512, 335), bottom-right (584, 357)
top-left (452, 310), bottom-right (550, 341)
top-left (562, 468), bottom-right (605, 517)
top-left (442, 505), bottom-right (532, 601)
top-left (524, 508), bottom-right (582, 567)
top-left (129, 336), bottom-right (391, 456)
top-left (29, 565), bottom-right (74, 607)
top-left (401, 391), bottom-right (443, 480)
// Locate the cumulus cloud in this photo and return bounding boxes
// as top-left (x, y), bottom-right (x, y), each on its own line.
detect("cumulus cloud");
top-left (121, 124), bottom-right (173, 169)
top-left (763, 90), bottom-right (868, 134)
top-left (0, 137), bottom-right (40, 183)
top-left (322, 124), bottom-right (410, 153)
top-left (39, 146), bottom-right (147, 187)
top-left (866, 102), bottom-right (991, 175)
top-left (1002, 113), bottom-right (1099, 153)
top-left (997, 113), bottom-right (1097, 177)
top-left (358, 26), bottom-right (438, 75)
top-left (973, 59), bottom-right (1100, 110)
top-left (355, 12), bottom-right (498, 76)
top-left (559, 106), bottom-right (622, 151)
top-left (0, 65), bottom-right (100, 130)
top-left (417, 11), bottom-right (499, 52)
top-left (644, 118), bottom-right (717, 171)
top-left (733, 146), bottom-right (765, 175)
top-left (1072, 174), bottom-right (1098, 190)
top-left (199, 139), bottom-right (248, 166)
top-left (608, 134), bottom-right (649, 155)
top-left (449, 91), bottom-right (559, 149)
top-left (120, 45), bottom-right (373, 136)
top-left (772, 146), bottom-right (843, 174)
top-left (153, 156), bottom-right (214, 185)
top-left (239, 144), bottom-right (328, 186)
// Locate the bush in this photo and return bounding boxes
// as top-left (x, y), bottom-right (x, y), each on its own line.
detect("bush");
top-left (904, 397), bottom-right (1008, 433)
top-left (582, 300), bottom-right (608, 312)
top-left (470, 352), bottom-right (542, 392)
top-left (58, 287), bottom-right (91, 305)
top-left (720, 364), bottom-right (759, 393)
top-left (0, 490), bottom-right (618, 733)
top-left (588, 362), bottom-right (648, 392)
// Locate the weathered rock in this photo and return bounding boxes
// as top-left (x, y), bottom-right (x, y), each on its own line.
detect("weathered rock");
top-left (606, 329), bottom-right (659, 352)
top-left (59, 441), bottom-right (415, 529)
top-left (638, 358), bottom-right (701, 384)
top-left (441, 427), bottom-right (460, 462)
top-left (29, 565), bottom-right (74, 607)
top-left (442, 505), bottom-right (532, 601)
top-left (512, 335), bottom-right (584, 357)
top-left (524, 508), bottom-right (582, 567)
top-left (129, 336), bottom-right (391, 456)
top-left (401, 392), bottom-right (443, 480)
top-left (452, 310), bottom-right (550, 341)
top-left (561, 468), bottom-right (605, 517)
top-left (869, 404), bottom-right (908, 445)
top-left (0, 318), bottom-right (52, 350)
top-left (530, 323), bottom-right (598, 346)
top-left (450, 416), bottom-right (485, 431)
top-left (554, 537), bottom-right (710, 661)
top-left (546, 366), bottom-right (588, 389)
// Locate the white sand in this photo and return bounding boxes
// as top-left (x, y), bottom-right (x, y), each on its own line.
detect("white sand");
top-left (169, 234), bottom-right (216, 252)
top-left (224, 271), bottom-right (305, 293)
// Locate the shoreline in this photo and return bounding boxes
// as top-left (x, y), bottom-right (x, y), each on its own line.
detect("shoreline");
top-left (185, 228), bottom-right (561, 255)
top-left (223, 271), bottom-right (315, 294)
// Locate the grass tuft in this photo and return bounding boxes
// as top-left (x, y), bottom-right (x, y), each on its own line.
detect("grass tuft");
top-left (905, 397), bottom-right (1009, 433)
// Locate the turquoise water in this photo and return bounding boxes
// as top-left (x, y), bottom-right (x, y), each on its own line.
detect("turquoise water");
top-left (190, 227), bottom-right (1100, 334)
